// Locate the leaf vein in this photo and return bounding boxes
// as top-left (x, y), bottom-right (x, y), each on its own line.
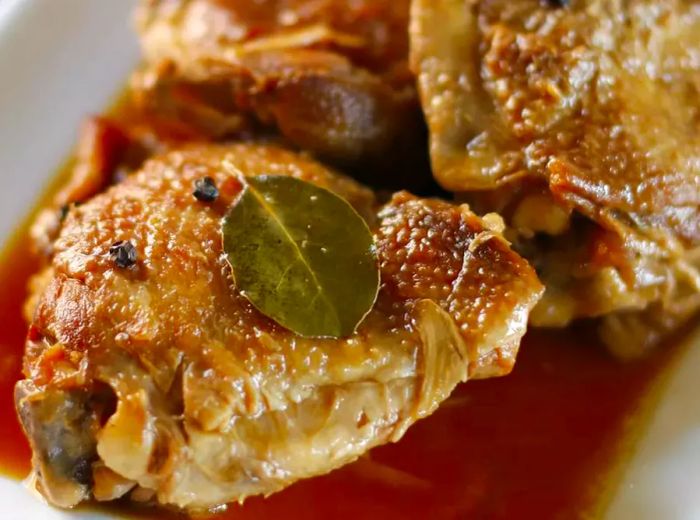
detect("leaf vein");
top-left (248, 182), bottom-right (341, 329)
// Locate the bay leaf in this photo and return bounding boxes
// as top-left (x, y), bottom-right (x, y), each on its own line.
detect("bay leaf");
top-left (222, 175), bottom-right (380, 338)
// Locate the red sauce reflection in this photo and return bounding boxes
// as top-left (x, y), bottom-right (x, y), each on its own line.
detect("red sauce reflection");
top-left (0, 231), bottom-right (36, 480)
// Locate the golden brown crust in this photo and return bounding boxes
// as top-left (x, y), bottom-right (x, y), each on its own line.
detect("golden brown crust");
top-left (376, 192), bottom-right (539, 375)
top-left (18, 143), bottom-right (542, 510)
top-left (138, 0), bottom-right (411, 80)
top-left (133, 0), bottom-right (425, 175)
top-left (411, 0), bottom-right (700, 348)
top-left (412, 0), bottom-right (700, 240)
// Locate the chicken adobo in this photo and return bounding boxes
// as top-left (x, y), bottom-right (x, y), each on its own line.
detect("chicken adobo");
top-left (8, 0), bottom-right (700, 516)
top-left (410, 0), bottom-right (700, 356)
top-left (133, 0), bottom-right (428, 185)
top-left (16, 144), bottom-right (541, 510)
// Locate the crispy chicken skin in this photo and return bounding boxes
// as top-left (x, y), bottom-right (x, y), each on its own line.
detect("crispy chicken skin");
top-left (410, 0), bottom-right (700, 355)
top-left (16, 144), bottom-right (542, 510)
top-left (134, 0), bottom-right (426, 179)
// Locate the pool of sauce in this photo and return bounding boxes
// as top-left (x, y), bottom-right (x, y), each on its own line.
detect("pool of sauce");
top-left (0, 100), bottom-right (689, 519)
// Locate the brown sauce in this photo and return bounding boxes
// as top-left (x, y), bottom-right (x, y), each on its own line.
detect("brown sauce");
top-left (0, 229), bottom-right (34, 480)
top-left (0, 100), bottom-right (689, 519)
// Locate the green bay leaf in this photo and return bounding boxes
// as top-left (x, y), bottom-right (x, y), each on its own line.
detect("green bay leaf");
top-left (222, 175), bottom-right (380, 338)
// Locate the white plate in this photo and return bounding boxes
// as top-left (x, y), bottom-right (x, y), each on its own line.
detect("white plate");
top-left (0, 1), bottom-right (698, 519)
top-left (0, 1), bottom-right (137, 519)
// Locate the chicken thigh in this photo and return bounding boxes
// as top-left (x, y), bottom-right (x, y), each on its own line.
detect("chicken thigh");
top-left (410, 0), bottom-right (700, 355)
top-left (134, 0), bottom-right (426, 181)
top-left (16, 143), bottom-right (542, 511)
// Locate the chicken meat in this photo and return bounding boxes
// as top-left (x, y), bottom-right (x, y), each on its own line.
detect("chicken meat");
top-left (410, 0), bottom-right (700, 356)
top-left (133, 0), bottom-right (428, 183)
top-left (16, 143), bottom-right (542, 511)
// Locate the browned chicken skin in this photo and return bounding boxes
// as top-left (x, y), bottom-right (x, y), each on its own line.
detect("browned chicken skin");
top-left (134, 0), bottom-right (428, 184)
top-left (410, 0), bottom-right (700, 355)
top-left (16, 144), bottom-right (542, 510)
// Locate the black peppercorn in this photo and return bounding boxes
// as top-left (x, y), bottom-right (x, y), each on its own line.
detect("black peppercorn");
top-left (109, 241), bottom-right (137, 268)
top-left (193, 176), bottom-right (219, 202)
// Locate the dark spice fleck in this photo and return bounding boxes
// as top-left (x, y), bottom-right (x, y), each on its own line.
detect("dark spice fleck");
top-left (193, 176), bottom-right (219, 202)
top-left (547, 0), bottom-right (569, 6)
top-left (71, 457), bottom-right (93, 486)
top-left (59, 204), bottom-right (70, 222)
top-left (109, 241), bottom-right (137, 268)
top-left (59, 201), bottom-right (83, 222)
